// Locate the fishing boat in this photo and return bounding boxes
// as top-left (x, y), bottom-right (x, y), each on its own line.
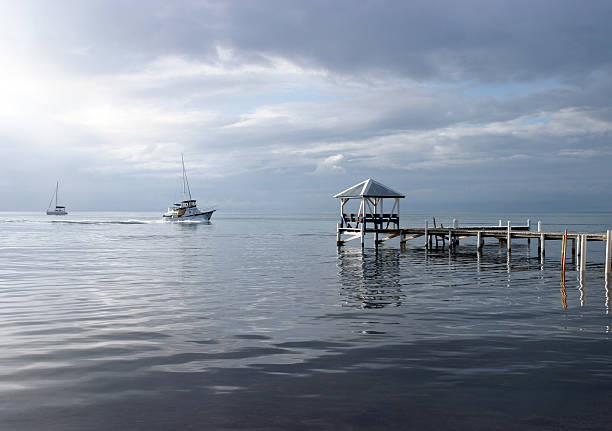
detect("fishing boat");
top-left (162, 155), bottom-right (215, 222)
top-left (46, 181), bottom-right (68, 215)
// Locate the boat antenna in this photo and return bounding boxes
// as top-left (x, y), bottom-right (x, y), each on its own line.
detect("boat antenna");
top-left (182, 153), bottom-right (192, 200)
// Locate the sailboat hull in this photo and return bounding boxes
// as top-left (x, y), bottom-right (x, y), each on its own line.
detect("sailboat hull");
top-left (46, 209), bottom-right (68, 215)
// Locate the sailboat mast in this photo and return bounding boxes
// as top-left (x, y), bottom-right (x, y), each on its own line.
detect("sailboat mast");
top-left (182, 154), bottom-right (185, 199)
top-left (47, 184), bottom-right (56, 211)
top-left (182, 154), bottom-right (192, 200)
top-left (55, 181), bottom-right (59, 207)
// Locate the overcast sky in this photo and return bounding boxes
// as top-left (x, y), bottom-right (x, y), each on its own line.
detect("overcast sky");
top-left (1, 0), bottom-right (611, 212)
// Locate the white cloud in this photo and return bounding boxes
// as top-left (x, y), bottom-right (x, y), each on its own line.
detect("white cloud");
top-left (314, 154), bottom-right (345, 174)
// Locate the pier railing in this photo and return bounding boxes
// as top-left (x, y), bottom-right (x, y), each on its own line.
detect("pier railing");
top-left (341, 213), bottom-right (399, 229)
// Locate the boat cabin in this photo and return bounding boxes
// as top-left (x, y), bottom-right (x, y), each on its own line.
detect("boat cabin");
top-left (179, 200), bottom-right (197, 208)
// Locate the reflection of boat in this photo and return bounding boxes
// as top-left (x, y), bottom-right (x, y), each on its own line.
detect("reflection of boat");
top-left (162, 154), bottom-right (215, 222)
top-left (46, 181), bottom-right (68, 215)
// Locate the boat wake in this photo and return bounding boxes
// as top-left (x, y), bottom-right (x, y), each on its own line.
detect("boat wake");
top-left (48, 219), bottom-right (162, 225)
top-left (49, 219), bottom-right (212, 225)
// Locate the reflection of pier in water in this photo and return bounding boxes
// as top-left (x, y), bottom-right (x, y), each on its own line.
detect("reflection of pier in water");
top-left (337, 248), bottom-right (404, 309)
top-left (338, 242), bottom-right (612, 312)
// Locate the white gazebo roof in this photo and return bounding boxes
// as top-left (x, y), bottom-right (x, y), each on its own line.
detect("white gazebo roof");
top-left (333, 178), bottom-right (405, 199)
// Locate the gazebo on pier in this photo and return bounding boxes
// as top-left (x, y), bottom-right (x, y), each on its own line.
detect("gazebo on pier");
top-left (334, 178), bottom-right (405, 247)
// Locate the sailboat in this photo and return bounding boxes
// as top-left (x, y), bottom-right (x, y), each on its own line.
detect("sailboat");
top-left (162, 154), bottom-right (215, 222)
top-left (46, 181), bottom-right (68, 215)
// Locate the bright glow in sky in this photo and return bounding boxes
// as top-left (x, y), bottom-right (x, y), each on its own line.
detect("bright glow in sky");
top-left (1, 0), bottom-right (611, 211)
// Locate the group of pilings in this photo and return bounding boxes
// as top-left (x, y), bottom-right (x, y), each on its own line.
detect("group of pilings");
top-left (336, 219), bottom-right (612, 278)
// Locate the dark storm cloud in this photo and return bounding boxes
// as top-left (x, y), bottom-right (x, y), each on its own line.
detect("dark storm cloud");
top-left (22, 0), bottom-right (612, 84)
top-left (219, 0), bottom-right (612, 83)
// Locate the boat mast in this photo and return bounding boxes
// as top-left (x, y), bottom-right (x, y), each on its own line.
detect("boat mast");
top-left (55, 181), bottom-right (59, 208)
top-left (47, 182), bottom-right (56, 211)
top-left (182, 153), bottom-right (192, 200)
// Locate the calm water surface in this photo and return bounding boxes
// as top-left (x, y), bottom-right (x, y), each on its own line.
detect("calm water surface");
top-left (1, 211), bottom-right (611, 430)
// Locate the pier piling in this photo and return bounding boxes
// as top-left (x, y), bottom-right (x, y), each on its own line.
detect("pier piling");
top-left (507, 220), bottom-right (512, 253)
top-left (606, 230), bottom-right (612, 275)
top-left (576, 234), bottom-right (582, 267)
top-left (360, 223), bottom-right (365, 249)
top-left (561, 230), bottom-right (568, 283)
top-left (580, 235), bottom-right (587, 274)
top-left (527, 220), bottom-right (531, 247)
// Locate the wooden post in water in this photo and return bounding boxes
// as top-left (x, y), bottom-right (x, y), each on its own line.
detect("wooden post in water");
top-left (561, 229), bottom-right (568, 283)
top-left (441, 225), bottom-right (445, 248)
top-left (540, 234), bottom-right (546, 259)
top-left (527, 219), bottom-right (531, 246)
top-left (448, 229), bottom-right (453, 252)
top-left (571, 237), bottom-right (576, 261)
top-left (433, 217), bottom-right (438, 247)
top-left (360, 221), bottom-right (365, 249)
top-left (477, 231), bottom-right (483, 251)
top-left (452, 219), bottom-right (459, 246)
top-left (336, 222), bottom-right (342, 246)
top-left (537, 221), bottom-right (542, 254)
top-left (424, 220), bottom-right (429, 250)
top-left (576, 234), bottom-right (581, 267)
top-left (580, 235), bottom-right (587, 275)
top-left (507, 220), bottom-right (512, 253)
top-left (606, 230), bottom-right (612, 276)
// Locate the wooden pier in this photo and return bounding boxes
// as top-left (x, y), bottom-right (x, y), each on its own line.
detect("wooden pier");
top-left (337, 219), bottom-right (612, 276)
top-left (334, 179), bottom-right (612, 278)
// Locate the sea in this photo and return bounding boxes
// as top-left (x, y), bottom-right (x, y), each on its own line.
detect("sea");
top-left (1, 211), bottom-right (611, 430)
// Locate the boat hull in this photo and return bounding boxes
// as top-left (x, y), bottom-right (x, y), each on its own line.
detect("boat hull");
top-left (162, 210), bottom-right (215, 222)
top-left (46, 210), bottom-right (68, 215)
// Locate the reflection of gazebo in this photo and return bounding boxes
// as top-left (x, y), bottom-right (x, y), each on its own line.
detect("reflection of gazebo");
top-left (337, 247), bottom-right (403, 308)
top-left (334, 178), bottom-right (405, 247)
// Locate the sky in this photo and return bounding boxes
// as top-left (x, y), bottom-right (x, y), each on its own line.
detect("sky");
top-left (1, 0), bottom-right (611, 212)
